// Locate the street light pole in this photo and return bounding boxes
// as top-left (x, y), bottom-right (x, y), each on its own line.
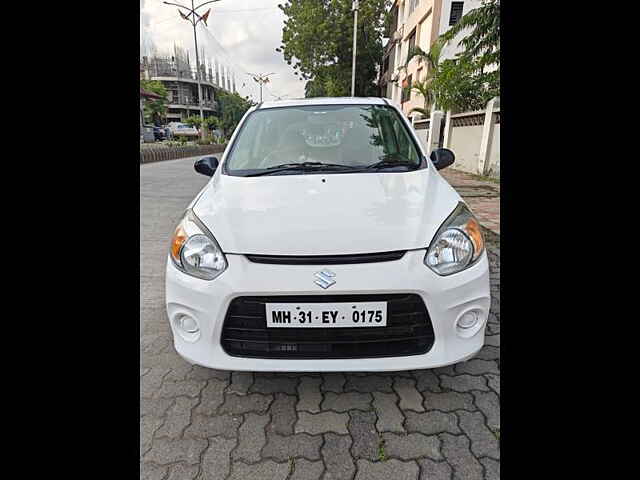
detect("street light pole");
top-left (351, 0), bottom-right (359, 97)
top-left (247, 73), bottom-right (276, 103)
top-left (163, 0), bottom-right (221, 139)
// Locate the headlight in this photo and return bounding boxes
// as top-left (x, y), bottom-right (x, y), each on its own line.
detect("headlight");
top-left (170, 209), bottom-right (227, 280)
top-left (425, 202), bottom-right (485, 276)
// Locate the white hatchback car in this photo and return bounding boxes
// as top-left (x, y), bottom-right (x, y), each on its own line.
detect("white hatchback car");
top-left (166, 97), bottom-right (490, 372)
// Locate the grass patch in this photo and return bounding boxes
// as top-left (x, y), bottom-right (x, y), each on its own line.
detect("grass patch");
top-left (378, 436), bottom-right (387, 462)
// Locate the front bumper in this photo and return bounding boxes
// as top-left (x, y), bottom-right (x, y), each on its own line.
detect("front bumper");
top-left (165, 250), bottom-right (490, 372)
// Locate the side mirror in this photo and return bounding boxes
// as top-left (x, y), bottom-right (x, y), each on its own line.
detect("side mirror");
top-left (194, 156), bottom-right (219, 177)
top-left (430, 148), bottom-right (455, 170)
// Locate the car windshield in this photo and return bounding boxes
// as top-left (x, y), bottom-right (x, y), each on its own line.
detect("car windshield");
top-left (224, 105), bottom-right (422, 175)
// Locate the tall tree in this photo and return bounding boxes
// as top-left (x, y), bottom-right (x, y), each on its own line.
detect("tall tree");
top-left (140, 80), bottom-right (168, 125)
top-left (442, 0), bottom-right (500, 102)
top-left (217, 90), bottom-right (256, 137)
top-left (277, 0), bottom-right (390, 97)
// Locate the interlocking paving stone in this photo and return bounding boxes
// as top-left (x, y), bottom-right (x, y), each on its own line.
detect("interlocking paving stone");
top-left (321, 373), bottom-right (346, 393)
top-left (232, 412), bottom-right (269, 463)
top-left (228, 372), bottom-right (253, 395)
top-left (322, 433), bottom-right (355, 480)
top-left (481, 457), bottom-right (500, 480)
top-left (140, 415), bottom-right (165, 456)
top-left (155, 396), bottom-right (198, 438)
top-left (165, 361), bottom-right (195, 381)
top-left (218, 393), bottom-right (273, 415)
top-left (194, 379), bottom-right (227, 416)
top-left (141, 367), bottom-right (170, 398)
top-left (440, 375), bottom-right (490, 393)
top-left (423, 391), bottom-right (476, 412)
top-left (144, 437), bottom-right (208, 466)
top-left (184, 414), bottom-right (242, 439)
top-left (297, 376), bottom-right (322, 412)
top-left (418, 459), bottom-right (453, 480)
top-left (348, 410), bottom-right (379, 461)
top-left (140, 397), bottom-right (175, 418)
top-left (475, 346), bottom-right (500, 361)
top-left (345, 374), bottom-right (393, 393)
top-left (405, 411), bottom-right (461, 435)
top-left (262, 432), bottom-right (323, 461)
top-left (393, 377), bottom-right (425, 412)
top-left (372, 392), bottom-right (405, 433)
top-left (457, 411), bottom-right (500, 459)
top-left (190, 366), bottom-right (230, 381)
top-left (383, 432), bottom-right (442, 460)
top-left (268, 393), bottom-right (297, 435)
top-left (413, 370), bottom-right (442, 393)
top-left (227, 460), bottom-right (290, 480)
top-left (140, 159), bottom-right (500, 480)
top-left (486, 373), bottom-right (500, 396)
top-left (455, 359), bottom-right (500, 376)
top-left (355, 459), bottom-right (420, 480)
top-left (251, 374), bottom-right (299, 394)
top-left (473, 391), bottom-right (500, 430)
top-left (321, 392), bottom-right (372, 412)
top-left (296, 411), bottom-right (349, 435)
top-left (140, 463), bottom-right (168, 480)
top-left (440, 434), bottom-right (484, 480)
top-left (289, 458), bottom-right (324, 480)
top-left (166, 463), bottom-right (198, 480)
top-left (157, 379), bottom-right (206, 399)
top-left (200, 436), bottom-right (236, 480)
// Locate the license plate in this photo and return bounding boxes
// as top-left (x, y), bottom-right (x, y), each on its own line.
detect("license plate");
top-left (266, 302), bottom-right (387, 328)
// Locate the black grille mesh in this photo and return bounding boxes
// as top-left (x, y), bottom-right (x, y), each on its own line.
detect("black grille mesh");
top-left (220, 294), bottom-right (435, 359)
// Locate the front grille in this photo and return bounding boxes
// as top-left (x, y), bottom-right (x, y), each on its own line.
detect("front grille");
top-left (220, 294), bottom-right (435, 359)
top-left (245, 250), bottom-right (406, 265)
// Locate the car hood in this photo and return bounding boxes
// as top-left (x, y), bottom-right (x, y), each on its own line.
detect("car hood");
top-left (192, 169), bottom-right (461, 255)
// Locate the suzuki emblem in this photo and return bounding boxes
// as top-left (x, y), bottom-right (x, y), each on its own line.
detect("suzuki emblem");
top-left (314, 269), bottom-right (336, 289)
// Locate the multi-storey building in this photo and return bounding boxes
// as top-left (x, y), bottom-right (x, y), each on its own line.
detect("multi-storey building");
top-left (380, 0), bottom-right (483, 119)
top-left (141, 46), bottom-right (237, 123)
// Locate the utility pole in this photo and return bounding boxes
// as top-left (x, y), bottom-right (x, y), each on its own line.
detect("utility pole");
top-left (247, 73), bottom-right (276, 103)
top-left (351, 0), bottom-right (359, 97)
top-left (163, 0), bottom-right (221, 139)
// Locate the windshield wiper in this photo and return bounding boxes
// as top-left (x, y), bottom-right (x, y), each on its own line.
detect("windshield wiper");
top-left (243, 162), bottom-right (359, 177)
top-left (363, 155), bottom-right (420, 171)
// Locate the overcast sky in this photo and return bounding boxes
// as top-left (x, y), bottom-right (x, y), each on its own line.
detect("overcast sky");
top-left (140, 0), bottom-right (306, 102)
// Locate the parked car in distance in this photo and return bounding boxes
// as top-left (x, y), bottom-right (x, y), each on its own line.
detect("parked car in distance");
top-left (166, 97), bottom-right (490, 372)
top-left (168, 122), bottom-right (199, 137)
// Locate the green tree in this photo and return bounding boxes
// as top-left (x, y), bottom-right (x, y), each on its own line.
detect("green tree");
top-left (441, 0), bottom-right (500, 103)
top-left (430, 59), bottom-right (486, 112)
top-left (140, 80), bottom-right (168, 125)
top-left (277, 0), bottom-right (390, 97)
top-left (217, 90), bottom-right (256, 137)
top-left (402, 39), bottom-right (444, 116)
top-left (184, 115), bottom-right (203, 128)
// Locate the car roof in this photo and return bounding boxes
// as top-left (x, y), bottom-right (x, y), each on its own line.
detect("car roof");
top-left (258, 97), bottom-right (390, 110)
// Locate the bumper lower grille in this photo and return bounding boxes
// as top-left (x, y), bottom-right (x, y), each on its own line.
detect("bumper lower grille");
top-left (220, 294), bottom-right (435, 359)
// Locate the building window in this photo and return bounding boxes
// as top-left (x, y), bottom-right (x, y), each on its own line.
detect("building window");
top-left (408, 0), bottom-right (420, 15)
top-left (449, 2), bottom-right (464, 26)
top-left (408, 29), bottom-right (417, 57)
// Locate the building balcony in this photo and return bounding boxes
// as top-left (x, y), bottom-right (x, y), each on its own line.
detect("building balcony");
top-left (166, 99), bottom-right (218, 112)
